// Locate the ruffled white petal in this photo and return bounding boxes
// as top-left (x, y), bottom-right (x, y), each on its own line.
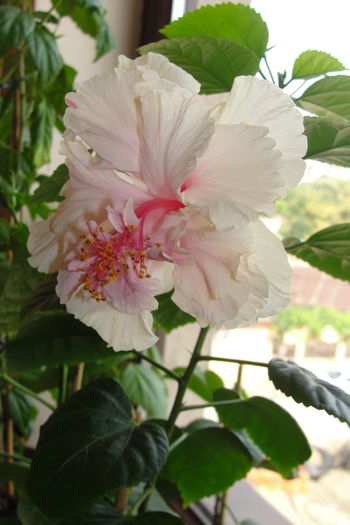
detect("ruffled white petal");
top-left (66, 289), bottom-right (158, 351)
top-left (27, 218), bottom-right (60, 273)
top-left (140, 87), bottom-right (214, 199)
top-left (182, 123), bottom-right (282, 230)
top-left (217, 76), bottom-right (307, 190)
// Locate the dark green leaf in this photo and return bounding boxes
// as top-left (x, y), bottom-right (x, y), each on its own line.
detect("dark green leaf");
top-left (133, 512), bottom-right (184, 525)
top-left (121, 363), bottom-right (168, 417)
top-left (139, 37), bottom-right (259, 94)
top-left (0, 6), bottom-right (35, 55)
top-left (183, 418), bottom-right (219, 433)
top-left (6, 314), bottom-right (116, 373)
top-left (160, 3), bottom-right (268, 58)
top-left (17, 496), bottom-right (59, 525)
top-left (45, 65), bottom-right (77, 119)
top-left (32, 164), bottom-right (68, 203)
top-left (27, 378), bottom-right (168, 518)
top-left (269, 358), bottom-right (350, 425)
top-left (0, 259), bottom-right (11, 295)
top-left (296, 75), bottom-right (350, 120)
top-left (163, 427), bottom-right (252, 506)
top-left (20, 273), bottom-right (62, 320)
top-left (214, 389), bottom-right (311, 476)
top-left (9, 388), bottom-right (37, 438)
top-left (174, 367), bottom-right (224, 401)
top-left (32, 99), bottom-right (56, 167)
top-left (285, 223), bottom-right (350, 281)
top-left (303, 116), bottom-right (350, 167)
top-left (153, 291), bottom-right (195, 333)
top-left (33, 11), bottom-right (59, 24)
top-left (0, 460), bottom-right (29, 488)
top-left (53, 0), bottom-right (114, 61)
top-left (27, 25), bottom-right (63, 85)
top-left (0, 218), bottom-right (10, 247)
top-left (0, 248), bottom-right (42, 333)
top-left (292, 50), bottom-right (345, 80)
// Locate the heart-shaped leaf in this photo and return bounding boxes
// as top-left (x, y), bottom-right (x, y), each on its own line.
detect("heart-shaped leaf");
top-left (292, 50), bottom-right (345, 79)
top-left (296, 75), bottom-right (350, 120)
top-left (27, 378), bottom-right (168, 518)
top-left (121, 363), bottom-right (168, 417)
top-left (304, 116), bottom-right (350, 167)
top-left (153, 291), bottom-right (195, 333)
top-left (213, 389), bottom-right (311, 476)
top-left (163, 427), bottom-right (252, 506)
top-left (174, 366), bottom-right (224, 402)
top-left (269, 358), bottom-right (350, 425)
top-left (139, 37), bottom-right (259, 94)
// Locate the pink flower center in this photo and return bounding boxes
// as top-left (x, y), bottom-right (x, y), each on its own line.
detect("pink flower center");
top-left (71, 222), bottom-right (158, 302)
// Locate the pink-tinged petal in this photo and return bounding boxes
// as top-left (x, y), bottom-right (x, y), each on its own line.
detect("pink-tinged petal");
top-left (56, 270), bottom-right (82, 303)
top-left (122, 197), bottom-right (140, 229)
top-left (217, 75), bottom-right (307, 190)
top-left (123, 52), bottom-right (201, 94)
top-left (27, 218), bottom-right (61, 273)
top-left (63, 68), bottom-right (143, 174)
top-left (182, 123), bottom-right (283, 230)
top-left (106, 206), bottom-right (123, 233)
top-left (172, 213), bottom-right (254, 326)
top-left (139, 87), bottom-right (214, 199)
top-left (66, 290), bottom-right (158, 351)
top-left (103, 270), bottom-right (161, 314)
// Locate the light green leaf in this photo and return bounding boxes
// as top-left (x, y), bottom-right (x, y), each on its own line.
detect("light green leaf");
top-left (292, 50), bottom-right (345, 79)
top-left (27, 25), bottom-right (63, 85)
top-left (174, 367), bottom-right (224, 401)
top-left (296, 75), bottom-right (350, 120)
top-left (121, 363), bottom-right (168, 417)
top-left (163, 427), bottom-right (252, 506)
top-left (153, 291), bottom-right (195, 333)
top-left (32, 164), bottom-right (68, 203)
top-left (53, 0), bottom-right (114, 61)
top-left (269, 358), bottom-right (350, 425)
top-left (32, 99), bottom-right (56, 167)
top-left (139, 36), bottom-right (259, 94)
top-left (214, 389), bottom-right (311, 476)
top-left (285, 223), bottom-right (350, 281)
top-left (160, 3), bottom-right (268, 58)
top-left (304, 116), bottom-right (350, 167)
top-left (0, 6), bottom-right (35, 55)
top-left (27, 378), bottom-right (168, 518)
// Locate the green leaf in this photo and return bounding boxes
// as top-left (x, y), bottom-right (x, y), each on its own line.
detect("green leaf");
top-left (163, 427), bottom-right (252, 506)
top-left (0, 6), bottom-right (35, 55)
top-left (174, 367), bottom-right (224, 401)
top-left (0, 218), bottom-right (10, 247)
top-left (153, 291), bottom-right (195, 333)
top-left (285, 223), bottom-right (350, 281)
top-left (292, 50), bottom-right (345, 80)
top-left (214, 389), bottom-right (311, 476)
top-left (9, 388), bottom-right (37, 438)
top-left (121, 363), bottom-right (168, 418)
top-left (20, 273), bottom-right (62, 320)
top-left (32, 164), bottom-right (68, 203)
top-left (17, 496), bottom-right (59, 525)
top-left (133, 512), bottom-right (184, 525)
top-left (27, 25), bottom-right (63, 85)
top-left (0, 460), bottom-right (29, 488)
top-left (32, 99), bottom-right (56, 167)
top-left (269, 358), bottom-right (350, 425)
top-left (304, 116), bottom-right (350, 167)
top-left (160, 3), bottom-right (268, 58)
top-left (45, 65), bottom-right (77, 122)
top-left (0, 248), bottom-right (42, 333)
top-left (53, 0), bottom-right (114, 61)
top-left (6, 314), bottom-right (117, 373)
top-left (139, 37), bottom-right (259, 94)
top-left (296, 75), bottom-right (350, 120)
top-left (27, 378), bottom-right (168, 518)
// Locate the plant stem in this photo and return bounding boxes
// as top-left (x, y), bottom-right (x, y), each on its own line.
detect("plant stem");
top-left (180, 399), bottom-right (242, 412)
top-left (263, 55), bottom-right (276, 84)
top-left (1, 374), bottom-right (55, 411)
top-left (165, 326), bottom-right (209, 439)
top-left (58, 364), bottom-right (69, 405)
top-left (199, 355), bottom-right (268, 368)
top-left (0, 451), bottom-right (31, 464)
top-left (71, 363), bottom-right (85, 393)
top-left (132, 350), bottom-right (180, 381)
top-left (290, 79), bottom-right (308, 98)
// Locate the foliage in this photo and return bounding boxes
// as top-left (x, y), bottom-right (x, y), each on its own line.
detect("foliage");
top-left (1, 2), bottom-right (350, 524)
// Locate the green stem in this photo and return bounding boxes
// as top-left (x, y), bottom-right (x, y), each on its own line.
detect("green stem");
top-left (58, 364), bottom-right (69, 405)
top-left (199, 355), bottom-right (268, 368)
top-left (0, 451), bottom-right (31, 464)
top-left (180, 399), bottom-right (242, 412)
top-left (263, 55), bottom-right (276, 84)
top-left (132, 350), bottom-right (180, 381)
top-left (290, 79), bottom-right (308, 98)
top-left (38, 0), bottom-right (63, 27)
top-left (1, 375), bottom-right (55, 411)
top-left (165, 326), bottom-right (209, 439)
top-left (258, 68), bottom-right (267, 80)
